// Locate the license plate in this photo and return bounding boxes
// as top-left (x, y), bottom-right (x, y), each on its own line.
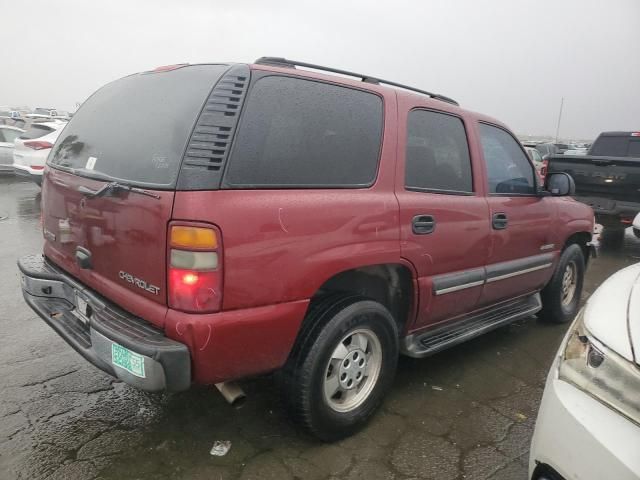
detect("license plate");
top-left (111, 343), bottom-right (146, 378)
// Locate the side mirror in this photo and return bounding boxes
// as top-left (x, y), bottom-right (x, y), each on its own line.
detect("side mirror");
top-left (545, 172), bottom-right (575, 196)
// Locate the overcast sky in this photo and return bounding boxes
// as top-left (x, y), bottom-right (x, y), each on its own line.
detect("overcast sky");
top-left (2, 0), bottom-right (639, 139)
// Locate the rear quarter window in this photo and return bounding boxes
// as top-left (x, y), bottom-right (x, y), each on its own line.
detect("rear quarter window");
top-left (224, 76), bottom-right (383, 188)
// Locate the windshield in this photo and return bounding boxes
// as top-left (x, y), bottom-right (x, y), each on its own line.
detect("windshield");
top-left (48, 64), bottom-right (229, 188)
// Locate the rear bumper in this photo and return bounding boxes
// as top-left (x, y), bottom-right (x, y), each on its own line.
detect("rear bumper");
top-left (18, 254), bottom-right (190, 392)
top-left (573, 195), bottom-right (640, 223)
top-left (13, 164), bottom-right (43, 184)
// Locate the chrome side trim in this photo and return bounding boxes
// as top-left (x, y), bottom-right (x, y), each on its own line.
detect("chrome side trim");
top-left (485, 263), bottom-right (553, 283)
top-left (435, 280), bottom-right (485, 296)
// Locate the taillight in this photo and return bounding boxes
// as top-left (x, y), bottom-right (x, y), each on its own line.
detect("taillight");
top-left (24, 141), bottom-right (53, 150)
top-left (31, 165), bottom-right (45, 170)
top-left (168, 224), bottom-right (222, 313)
top-left (540, 159), bottom-right (549, 178)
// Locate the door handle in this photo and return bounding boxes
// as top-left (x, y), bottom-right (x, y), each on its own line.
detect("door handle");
top-left (412, 215), bottom-right (436, 234)
top-left (492, 212), bottom-right (508, 230)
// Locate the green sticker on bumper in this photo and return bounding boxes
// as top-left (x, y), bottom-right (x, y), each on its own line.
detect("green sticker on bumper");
top-left (111, 343), bottom-right (146, 378)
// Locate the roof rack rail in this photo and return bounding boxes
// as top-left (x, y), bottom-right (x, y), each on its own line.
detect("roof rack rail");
top-left (254, 57), bottom-right (459, 106)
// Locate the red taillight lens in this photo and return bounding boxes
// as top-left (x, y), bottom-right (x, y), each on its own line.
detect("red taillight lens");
top-left (24, 141), bottom-right (53, 150)
top-left (168, 224), bottom-right (222, 313)
top-left (168, 268), bottom-right (221, 312)
top-left (540, 159), bottom-right (549, 178)
top-left (31, 165), bottom-right (45, 170)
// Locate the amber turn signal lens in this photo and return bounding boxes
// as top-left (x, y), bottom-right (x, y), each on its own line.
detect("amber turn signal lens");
top-left (170, 226), bottom-right (217, 249)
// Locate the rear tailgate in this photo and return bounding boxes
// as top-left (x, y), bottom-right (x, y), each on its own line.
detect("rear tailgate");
top-left (548, 154), bottom-right (640, 203)
top-left (41, 64), bottom-right (230, 328)
top-left (42, 169), bottom-right (175, 327)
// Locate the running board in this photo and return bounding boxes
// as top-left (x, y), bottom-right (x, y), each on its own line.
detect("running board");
top-left (402, 293), bottom-right (542, 358)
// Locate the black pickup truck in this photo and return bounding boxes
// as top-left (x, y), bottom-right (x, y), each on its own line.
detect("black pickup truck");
top-left (548, 131), bottom-right (640, 236)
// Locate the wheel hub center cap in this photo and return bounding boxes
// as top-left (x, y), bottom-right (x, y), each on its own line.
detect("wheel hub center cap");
top-left (338, 348), bottom-right (366, 390)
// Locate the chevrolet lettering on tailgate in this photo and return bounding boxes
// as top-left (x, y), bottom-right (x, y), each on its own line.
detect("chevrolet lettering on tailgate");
top-left (118, 270), bottom-right (160, 295)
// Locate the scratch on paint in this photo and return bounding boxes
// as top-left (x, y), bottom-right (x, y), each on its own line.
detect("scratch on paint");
top-left (199, 324), bottom-right (212, 351)
top-left (278, 208), bottom-right (289, 233)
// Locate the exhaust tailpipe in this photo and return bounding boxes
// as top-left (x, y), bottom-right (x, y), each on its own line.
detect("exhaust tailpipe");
top-left (215, 382), bottom-right (246, 408)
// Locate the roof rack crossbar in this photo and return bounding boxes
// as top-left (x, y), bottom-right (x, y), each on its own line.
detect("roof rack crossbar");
top-left (254, 57), bottom-right (459, 106)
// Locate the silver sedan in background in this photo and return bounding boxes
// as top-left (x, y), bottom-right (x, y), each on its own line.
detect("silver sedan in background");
top-left (0, 125), bottom-right (24, 174)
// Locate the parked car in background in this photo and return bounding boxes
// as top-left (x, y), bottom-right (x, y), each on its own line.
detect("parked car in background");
top-left (12, 120), bottom-right (66, 185)
top-left (32, 107), bottom-right (58, 117)
top-left (554, 143), bottom-right (570, 154)
top-left (530, 263), bottom-right (640, 480)
top-left (548, 131), bottom-right (640, 240)
top-left (524, 146), bottom-right (545, 179)
top-left (0, 125), bottom-right (24, 174)
top-left (564, 145), bottom-right (588, 156)
top-left (534, 142), bottom-right (559, 159)
top-left (18, 58), bottom-right (594, 440)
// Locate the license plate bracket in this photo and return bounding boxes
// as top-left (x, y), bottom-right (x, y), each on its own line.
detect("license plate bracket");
top-left (74, 292), bottom-right (90, 325)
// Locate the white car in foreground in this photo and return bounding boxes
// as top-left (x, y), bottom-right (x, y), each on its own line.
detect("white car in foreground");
top-left (12, 121), bottom-right (66, 185)
top-left (530, 264), bottom-right (640, 479)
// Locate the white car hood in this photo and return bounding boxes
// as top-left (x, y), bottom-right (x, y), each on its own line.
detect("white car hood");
top-left (584, 263), bottom-right (640, 364)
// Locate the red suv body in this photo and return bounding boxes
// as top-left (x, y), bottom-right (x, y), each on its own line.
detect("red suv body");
top-left (19, 58), bottom-right (594, 439)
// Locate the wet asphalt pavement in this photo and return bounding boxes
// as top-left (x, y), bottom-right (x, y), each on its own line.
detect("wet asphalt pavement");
top-left (1, 175), bottom-right (639, 480)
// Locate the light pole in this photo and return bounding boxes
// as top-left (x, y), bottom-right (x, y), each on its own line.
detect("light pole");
top-left (555, 97), bottom-right (564, 143)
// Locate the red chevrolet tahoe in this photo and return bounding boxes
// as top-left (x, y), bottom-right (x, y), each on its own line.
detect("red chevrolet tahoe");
top-left (19, 58), bottom-right (594, 440)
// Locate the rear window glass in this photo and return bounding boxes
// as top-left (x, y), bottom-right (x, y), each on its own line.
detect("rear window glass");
top-left (589, 136), bottom-right (628, 156)
top-left (19, 124), bottom-right (54, 140)
top-left (224, 76), bottom-right (383, 188)
top-left (48, 64), bottom-right (229, 188)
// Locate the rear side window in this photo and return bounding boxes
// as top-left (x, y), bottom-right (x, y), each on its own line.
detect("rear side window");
top-left (2, 129), bottom-right (21, 143)
top-left (48, 65), bottom-right (229, 188)
top-left (224, 76), bottom-right (383, 188)
top-left (19, 124), bottom-right (54, 140)
top-left (405, 109), bottom-right (473, 193)
top-left (479, 123), bottom-right (535, 195)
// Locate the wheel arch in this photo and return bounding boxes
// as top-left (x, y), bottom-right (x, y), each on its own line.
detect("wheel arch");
top-left (563, 231), bottom-right (592, 266)
top-left (309, 263), bottom-right (416, 337)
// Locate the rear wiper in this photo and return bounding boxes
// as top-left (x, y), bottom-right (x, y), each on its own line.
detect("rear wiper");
top-left (78, 181), bottom-right (160, 199)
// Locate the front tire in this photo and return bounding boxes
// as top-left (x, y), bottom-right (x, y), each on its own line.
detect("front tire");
top-left (280, 294), bottom-right (398, 441)
top-left (540, 244), bottom-right (585, 323)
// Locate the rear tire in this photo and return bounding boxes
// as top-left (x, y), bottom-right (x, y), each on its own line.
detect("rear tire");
top-left (540, 244), bottom-right (585, 324)
top-left (633, 228), bottom-right (640, 239)
top-left (280, 294), bottom-right (398, 441)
